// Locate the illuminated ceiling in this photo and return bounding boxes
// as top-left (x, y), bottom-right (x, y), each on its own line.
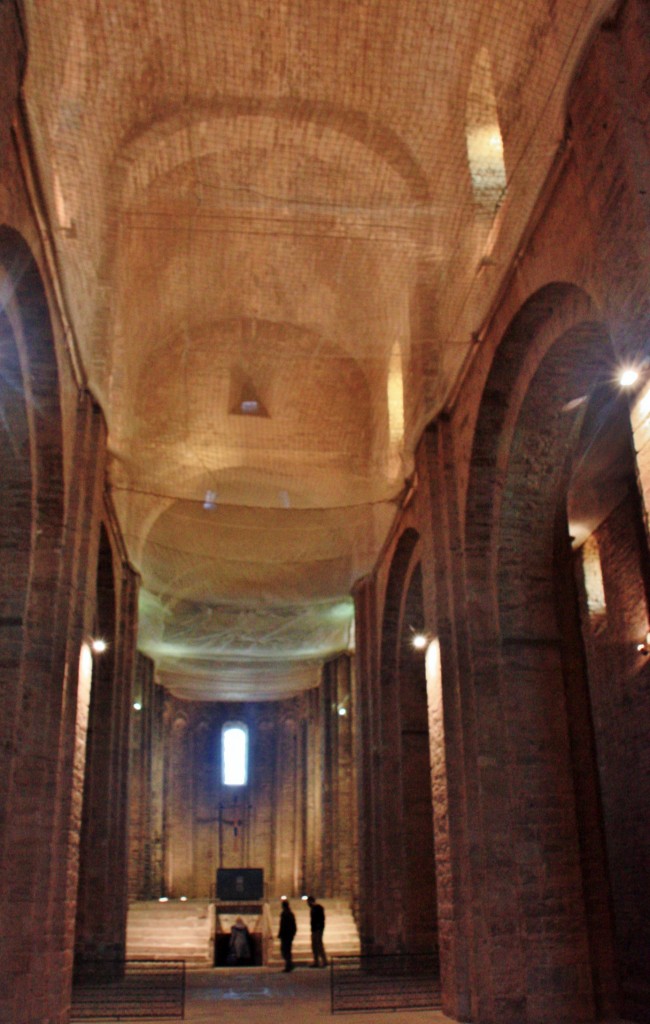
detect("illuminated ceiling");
top-left (22, 0), bottom-right (612, 699)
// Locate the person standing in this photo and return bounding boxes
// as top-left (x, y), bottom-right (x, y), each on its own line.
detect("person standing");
top-left (228, 916), bottom-right (251, 965)
top-left (307, 895), bottom-right (327, 967)
top-left (278, 898), bottom-right (297, 972)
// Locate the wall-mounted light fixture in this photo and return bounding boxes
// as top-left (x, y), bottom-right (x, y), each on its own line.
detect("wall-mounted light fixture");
top-left (619, 367), bottom-right (640, 389)
top-left (409, 626), bottom-right (429, 651)
top-left (90, 637), bottom-right (107, 654)
top-left (636, 631), bottom-right (650, 655)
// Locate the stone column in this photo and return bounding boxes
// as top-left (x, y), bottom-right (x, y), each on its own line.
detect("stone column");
top-left (334, 655), bottom-right (356, 901)
top-left (418, 423), bottom-right (480, 1023)
top-left (0, 389), bottom-right (107, 1022)
top-left (352, 576), bottom-right (383, 953)
top-left (128, 654), bottom-right (157, 899)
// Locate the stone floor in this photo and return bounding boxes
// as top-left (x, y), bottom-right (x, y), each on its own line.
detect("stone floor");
top-left (77, 965), bottom-right (457, 1023)
top-left (188, 967), bottom-right (455, 1023)
top-left (73, 965), bottom-right (642, 1024)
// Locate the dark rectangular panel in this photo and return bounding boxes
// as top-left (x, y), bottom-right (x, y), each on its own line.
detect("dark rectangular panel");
top-left (216, 868), bottom-right (264, 901)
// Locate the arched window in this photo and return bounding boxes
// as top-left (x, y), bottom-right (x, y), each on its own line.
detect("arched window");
top-left (465, 47), bottom-right (506, 215)
top-left (222, 722), bottom-right (248, 786)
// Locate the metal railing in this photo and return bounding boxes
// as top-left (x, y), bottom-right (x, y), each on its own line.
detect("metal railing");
top-left (330, 953), bottom-right (441, 1013)
top-left (70, 959), bottom-right (185, 1021)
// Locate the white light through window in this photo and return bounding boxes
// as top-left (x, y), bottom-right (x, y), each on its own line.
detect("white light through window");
top-left (223, 724), bottom-right (248, 786)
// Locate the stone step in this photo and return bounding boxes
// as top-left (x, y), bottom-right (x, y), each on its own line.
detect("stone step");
top-left (126, 901), bottom-right (213, 962)
top-left (126, 898), bottom-right (360, 965)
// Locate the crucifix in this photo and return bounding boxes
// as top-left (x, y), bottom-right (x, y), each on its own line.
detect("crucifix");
top-left (218, 796), bottom-right (251, 866)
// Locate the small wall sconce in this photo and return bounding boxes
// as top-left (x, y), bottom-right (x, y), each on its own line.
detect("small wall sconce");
top-left (619, 367), bottom-right (641, 389)
top-left (90, 637), bottom-right (107, 654)
top-left (409, 625), bottom-right (430, 651)
top-left (636, 631), bottom-right (650, 655)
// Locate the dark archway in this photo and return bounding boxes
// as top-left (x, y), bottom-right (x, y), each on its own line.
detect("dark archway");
top-left (566, 385), bottom-right (650, 1022)
top-left (463, 282), bottom-right (632, 1022)
top-left (398, 561), bottom-right (438, 954)
top-left (0, 225), bottom-right (66, 1019)
top-left (0, 303), bottom-right (32, 811)
top-left (375, 527), bottom-right (438, 954)
top-left (75, 523), bottom-right (121, 962)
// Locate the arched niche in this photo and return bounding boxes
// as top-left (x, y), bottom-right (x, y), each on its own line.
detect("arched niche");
top-left (0, 300), bottom-right (32, 798)
top-left (75, 523), bottom-right (121, 957)
top-left (397, 560), bottom-right (438, 955)
top-left (463, 281), bottom-right (632, 1022)
top-left (566, 384), bottom-right (650, 1022)
top-left (0, 226), bottom-right (65, 801)
top-left (376, 527), bottom-right (438, 955)
top-left (0, 225), bottom-right (67, 1018)
top-left (465, 46), bottom-right (506, 218)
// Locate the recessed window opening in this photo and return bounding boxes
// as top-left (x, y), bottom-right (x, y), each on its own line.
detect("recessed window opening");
top-left (466, 47), bottom-right (507, 213)
top-left (582, 535), bottom-right (607, 620)
top-left (222, 722), bottom-right (248, 786)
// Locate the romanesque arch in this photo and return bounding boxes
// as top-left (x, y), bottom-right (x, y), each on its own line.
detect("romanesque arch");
top-left (462, 281), bottom-right (640, 1021)
top-left (373, 526), bottom-right (437, 955)
top-left (0, 225), bottom-right (66, 1017)
top-left (0, 226), bottom-right (65, 810)
top-left (75, 524), bottom-right (122, 959)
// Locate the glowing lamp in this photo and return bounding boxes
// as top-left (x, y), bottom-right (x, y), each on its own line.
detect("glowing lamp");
top-left (619, 368), bottom-right (640, 388)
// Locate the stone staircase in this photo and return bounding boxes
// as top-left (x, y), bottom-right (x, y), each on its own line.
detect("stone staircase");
top-left (126, 900), bottom-right (213, 965)
top-left (266, 899), bottom-right (360, 968)
top-left (126, 897), bottom-right (360, 968)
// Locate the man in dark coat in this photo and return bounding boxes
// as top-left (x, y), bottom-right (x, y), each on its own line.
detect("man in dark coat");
top-left (307, 895), bottom-right (327, 967)
top-left (278, 898), bottom-right (297, 972)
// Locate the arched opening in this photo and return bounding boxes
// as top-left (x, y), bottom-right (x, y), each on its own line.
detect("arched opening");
top-left (0, 226), bottom-right (67, 1017)
top-left (0, 227), bottom-right (65, 812)
top-left (398, 562), bottom-right (438, 955)
top-left (75, 524), bottom-right (120, 961)
top-left (464, 282), bottom-right (643, 1021)
top-left (566, 385), bottom-right (650, 1022)
top-left (465, 46), bottom-right (506, 217)
top-left (374, 527), bottom-right (438, 955)
top-left (0, 303), bottom-right (32, 805)
top-left (222, 721), bottom-right (249, 786)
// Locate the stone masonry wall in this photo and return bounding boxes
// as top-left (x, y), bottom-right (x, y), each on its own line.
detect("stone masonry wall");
top-left (136, 662), bottom-right (356, 904)
top-left (0, 8), bottom-right (116, 1012)
top-left (357, 3), bottom-right (650, 1022)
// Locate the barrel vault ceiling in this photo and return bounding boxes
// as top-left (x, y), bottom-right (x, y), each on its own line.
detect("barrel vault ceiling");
top-left (21, 0), bottom-right (612, 700)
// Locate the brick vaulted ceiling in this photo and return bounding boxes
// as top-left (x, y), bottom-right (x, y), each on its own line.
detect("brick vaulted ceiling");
top-left (21, 0), bottom-right (611, 700)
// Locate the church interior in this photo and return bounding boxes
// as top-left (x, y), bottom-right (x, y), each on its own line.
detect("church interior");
top-left (1, 0), bottom-right (649, 1021)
